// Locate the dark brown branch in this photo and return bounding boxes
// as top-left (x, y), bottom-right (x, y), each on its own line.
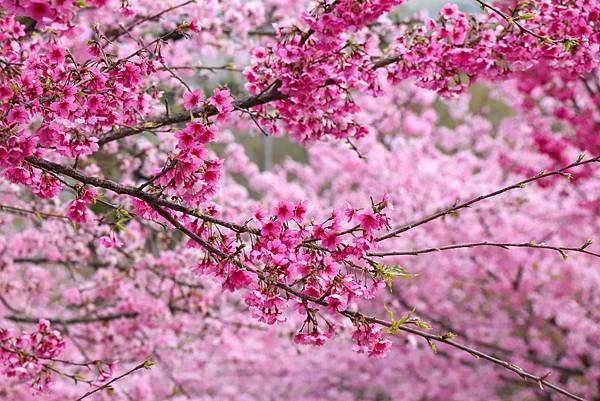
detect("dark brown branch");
top-left (75, 360), bottom-right (152, 401)
top-left (370, 241), bottom-right (599, 259)
top-left (22, 155), bottom-right (595, 401)
top-left (474, 0), bottom-right (550, 42)
top-left (341, 310), bottom-right (587, 401)
top-left (97, 83), bottom-right (286, 146)
top-left (106, 0), bottom-right (196, 42)
top-left (377, 155), bottom-right (600, 241)
top-left (149, 204), bottom-right (587, 401)
top-left (24, 155), bottom-right (258, 235)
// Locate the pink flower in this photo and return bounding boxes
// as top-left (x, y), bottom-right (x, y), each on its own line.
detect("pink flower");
top-left (322, 231), bottom-right (341, 250)
top-left (321, 258), bottom-right (340, 281)
top-left (0, 85), bottom-right (12, 100)
top-left (252, 47), bottom-right (268, 60)
top-left (98, 361), bottom-right (118, 382)
top-left (120, 6), bottom-right (136, 17)
top-left (209, 88), bottom-right (234, 121)
top-left (37, 319), bottom-right (51, 332)
top-left (80, 188), bottom-right (97, 202)
top-left (175, 128), bottom-right (195, 149)
top-left (293, 200), bottom-right (308, 222)
top-left (188, 121), bottom-right (216, 144)
top-left (425, 17), bottom-right (437, 31)
top-left (253, 206), bottom-right (268, 222)
top-left (441, 3), bottom-right (459, 19)
top-left (357, 210), bottom-right (381, 232)
top-left (223, 269), bottom-right (254, 291)
top-left (183, 88), bottom-right (203, 110)
top-left (344, 202), bottom-right (357, 222)
top-left (67, 199), bottom-right (89, 223)
top-left (189, 18), bottom-right (201, 33)
top-left (7, 107), bottom-right (28, 124)
top-left (48, 44), bottom-right (66, 64)
top-left (243, 291), bottom-right (287, 325)
top-left (274, 200), bottom-right (294, 221)
top-left (326, 294), bottom-right (347, 313)
top-left (293, 327), bottom-right (331, 346)
top-left (49, 98), bottom-right (77, 118)
top-left (452, 26), bottom-right (467, 45)
top-left (202, 160), bottom-right (222, 185)
top-left (261, 219), bottom-right (282, 237)
top-left (352, 323), bottom-right (392, 358)
top-left (32, 172), bottom-right (62, 199)
top-left (27, 1), bottom-right (55, 20)
top-left (4, 166), bottom-right (31, 184)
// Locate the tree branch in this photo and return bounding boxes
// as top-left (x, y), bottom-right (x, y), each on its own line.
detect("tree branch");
top-left (377, 155), bottom-right (600, 241)
top-left (370, 240), bottom-right (599, 259)
top-left (4, 312), bottom-right (139, 325)
top-left (75, 360), bottom-right (153, 401)
top-left (21, 154), bottom-right (596, 401)
top-left (97, 83), bottom-right (286, 146)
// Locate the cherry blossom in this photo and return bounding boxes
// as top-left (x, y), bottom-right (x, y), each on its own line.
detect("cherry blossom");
top-left (0, 0), bottom-right (598, 400)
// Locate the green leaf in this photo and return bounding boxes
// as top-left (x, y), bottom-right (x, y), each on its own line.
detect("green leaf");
top-left (384, 304), bottom-right (395, 322)
top-left (416, 320), bottom-right (433, 330)
top-left (171, 386), bottom-right (183, 396)
top-left (559, 250), bottom-right (568, 262)
top-left (517, 13), bottom-right (535, 20)
top-left (442, 331), bottom-right (457, 340)
top-left (384, 305), bottom-right (402, 335)
top-left (374, 263), bottom-right (417, 288)
top-left (384, 306), bottom-right (432, 335)
top-left (427, 339), bottom-right (437, 353)
top-left (72, 372), bottom-right (86, 384)
top-left (115, 218), bottom-right (129, 231)
top-left (562, 38), bottom-right (579, 53)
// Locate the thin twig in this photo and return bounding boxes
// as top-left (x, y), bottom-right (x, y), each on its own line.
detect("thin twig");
top-left (370, 240), bottom-right (599, 259)
top-left (107, 0), bottom-right (196, 42)
top-left (377, 155), bottom-right (600, 241)
top-left (75, 360), bottom-right (152, 401)
top-left (474, 0), bottom-right (550, 42)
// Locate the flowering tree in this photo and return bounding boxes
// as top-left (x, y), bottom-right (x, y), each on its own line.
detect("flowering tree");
top-left (0, 0), bottom-right (599, 400)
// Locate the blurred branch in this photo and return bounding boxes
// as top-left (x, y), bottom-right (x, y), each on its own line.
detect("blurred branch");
top-left (5, 312), bottom-right (139, 325)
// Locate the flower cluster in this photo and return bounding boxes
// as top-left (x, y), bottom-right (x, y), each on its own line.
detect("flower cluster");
top-left (352, 322), bottom-right (392, 358)
top-left (0, 13), bottom-right (158, 193)
top-left (245, 0), bottom-right (598, 143)
top-left (192, 196), bottom-right (394, 354)
top-left (245, 0), bottom-right (405, 142)
top-left (0, 320), bottom-right (66, 392)
top-left (387, 1), bottom-right (599, 95)
top-left (0, 0), bottom-right (599, 399)
top-left (0, 0), bottom-right (108, 26)
top-left (66, 187), bottom-right (96, 223)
